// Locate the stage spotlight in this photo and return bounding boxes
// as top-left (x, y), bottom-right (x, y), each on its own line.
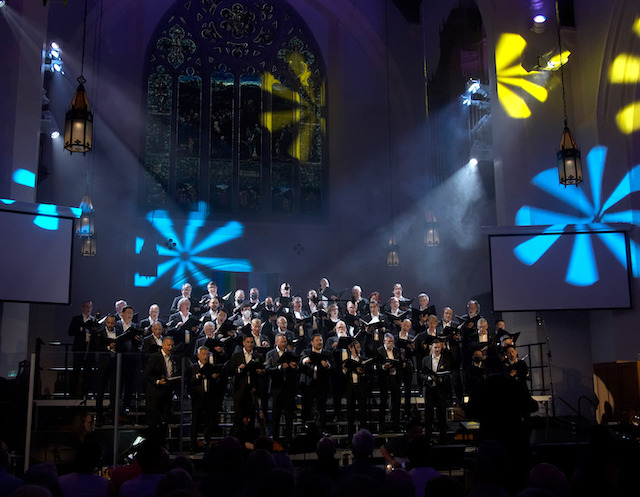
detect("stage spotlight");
top-left (51, 41), bottom-right (60, 50)
top-left (469, 158), bottom-right (479, 167)
top-left (50, 131), bottom-right (60, 139)
top-left (532, 14), bottom-right (546, 33)
top-left (0, 1), bottom-right (6, 8)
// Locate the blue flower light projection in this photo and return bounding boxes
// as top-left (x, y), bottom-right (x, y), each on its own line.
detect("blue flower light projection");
top-left (135, 202), bottom-right (253, 289)
top-left (515, 146), bottom-right (640, 286)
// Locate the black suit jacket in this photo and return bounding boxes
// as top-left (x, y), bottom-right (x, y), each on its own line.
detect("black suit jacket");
top-left (142, 334), bottom-right (163, 357)
top-left (376, 346), bottom-right (405, 375)
top-left (227, 349), bottom-right (264, 396)
top-left (265, 347), bottom-right (298, 393)
top-left (114, 322), bottom-right (142, 353)
top-left (170, 296), bottom-right (201, 315)
top-left (420, 353), bottom-right (452, 391)
top-left (68, 315), bottom-right (96, 351)
top-left (139, 318), bottom-right (165, 333)
top-left (144, 351), bottom-right (177, 399)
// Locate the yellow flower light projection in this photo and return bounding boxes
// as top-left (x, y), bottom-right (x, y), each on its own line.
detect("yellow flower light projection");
top-left (609, 17), bottom-right (640, 134)
top-left (495, 33), bottom-right (549, 119)
top-left (262, 42), bottom-right (324, 163)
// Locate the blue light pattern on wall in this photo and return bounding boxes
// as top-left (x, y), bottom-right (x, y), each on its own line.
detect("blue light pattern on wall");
top-left (135, 201), bottom-right (253, 289)
top-left (515, 146), bottom-right (640, 285)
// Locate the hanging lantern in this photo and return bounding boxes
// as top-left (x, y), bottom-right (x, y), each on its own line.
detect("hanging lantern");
top-left (64, 78), bottom-right (93, 154)
top-left (424, 210), bottom-right (440, 247)
top-left (557, 124), bottom-right (582, 186)
top-left (387, 236), bottom-right (399, 266)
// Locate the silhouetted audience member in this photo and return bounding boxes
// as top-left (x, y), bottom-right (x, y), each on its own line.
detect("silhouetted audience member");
top-left (22, 463), bottom-right (63, 497)
top-left (294, 470), bottom-right (334, 497)
top-left (384, 468), bottom-right (414, 497)
top-left (339, 429), bottom-right (386, 486)
top-left (167, 455), bottom-right (194, 477)
top-left (197, 437), bottom-right (245, 497)
top-left (380, 418), bottom-right (424, 469)
top-left (468, 440), bottom-right (509, 497)
top-left (119, 439), bottom-right (167, 497)
top-left (466, 353), bottom-right (537, 491)
top-left (155, 468), bottom-right (198, 497)
top-left (259, 468), bottom-right (295, 497)
top-left (0, 441), bottom-right (21, 497)
top-left (527, 462), bottom-right (569, 497)
top-left (424, 475), bottom-right (466, 497)
top-left (9, 486), bottom-right (52, 497)
top-left (406, 435), bottom-right (439, 497)
top-left (570, 425), bottom-right (621, 497)
top-left (241, 449), bottom-right (276, 497)
top-left (58, 440), bottom-right (107, 497)
top-left (306, 436), bottom-right (339, 482)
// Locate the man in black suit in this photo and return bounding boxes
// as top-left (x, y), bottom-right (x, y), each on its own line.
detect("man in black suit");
top-left (227, 335), bottom-right (265, 430)
top-left (199, 280), bottom-right (220, 314)
top-left (93, 315), bottom-right (118, 425)
top-left (194, 321), bottom-right (215, 352)
top-left (343, 340), bottom-right (370, 438)
top-left (142, 322), bottom-right (165, 359)
top-left (170, 282), bottom-right (201, 316)
top-left (300, 333), bottom-right (332, 430)
top-left (139, 304), bottom-right (163, 334)
top-left (351, 285), bottom-right (369, 315)
top-left (189, 345), bottom-right (223, 452)
top-left (395, 319), bottom-right (416, 418)
top-left (116, 306), bottom-right (143, 412)
top-left (144, 336), bottom-right (177, 442)
top-left (265, 333), bottom-right (298, 442)
top-left (377, 333), bottom-right (402, 430)
top-left (167, 297), bottom-right (199, 358)
top-left (419, 338), bottom-right (451, 441)
top-left (67, 300), bottom-right (96, 397)
top-left (436, 306), bottom-right (459, 335)
top-left (325, 320), bottom-right (351, 420)
top-left (358, 300), bottom-right (387, 358)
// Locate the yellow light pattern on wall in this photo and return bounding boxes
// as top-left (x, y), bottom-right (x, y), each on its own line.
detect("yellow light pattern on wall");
top-left (262, 56), bottom-right (323, 162)
top-left (609, 54), bottom-right (640, 83)
top-left (495, 33), bottom-right (549, 119)
top-left (616, 102), bottom-right (640, 134)
top-left (609, 17), bottom-right (640, 134)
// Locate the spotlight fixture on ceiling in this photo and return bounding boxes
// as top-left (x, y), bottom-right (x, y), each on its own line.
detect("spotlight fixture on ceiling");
top-left (64, 0), bottom-right (93, 155)
top-left (531, 14), bottom-right (547, 33)
top-left (555, 2), bottom-right (582, 186)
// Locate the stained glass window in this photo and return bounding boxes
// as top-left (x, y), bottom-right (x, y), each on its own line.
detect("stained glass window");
top-left (142, 0), bottom-right (326, 220)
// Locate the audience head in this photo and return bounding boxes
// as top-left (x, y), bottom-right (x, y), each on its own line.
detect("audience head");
top-left (155, 468), bottom-right (197, 497)
top-left (424, 475), bottom-right (466, 497)
top-left (528, 463), bottom-right (569, 497)
top-left (22, 463), bottom-right (63, 497)
top-left (316, 436), bottom-right (336, 459)
top-left (10, 486), bottom-right (54, 497)
top-left (352, 429), bottom-right (375, 461)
